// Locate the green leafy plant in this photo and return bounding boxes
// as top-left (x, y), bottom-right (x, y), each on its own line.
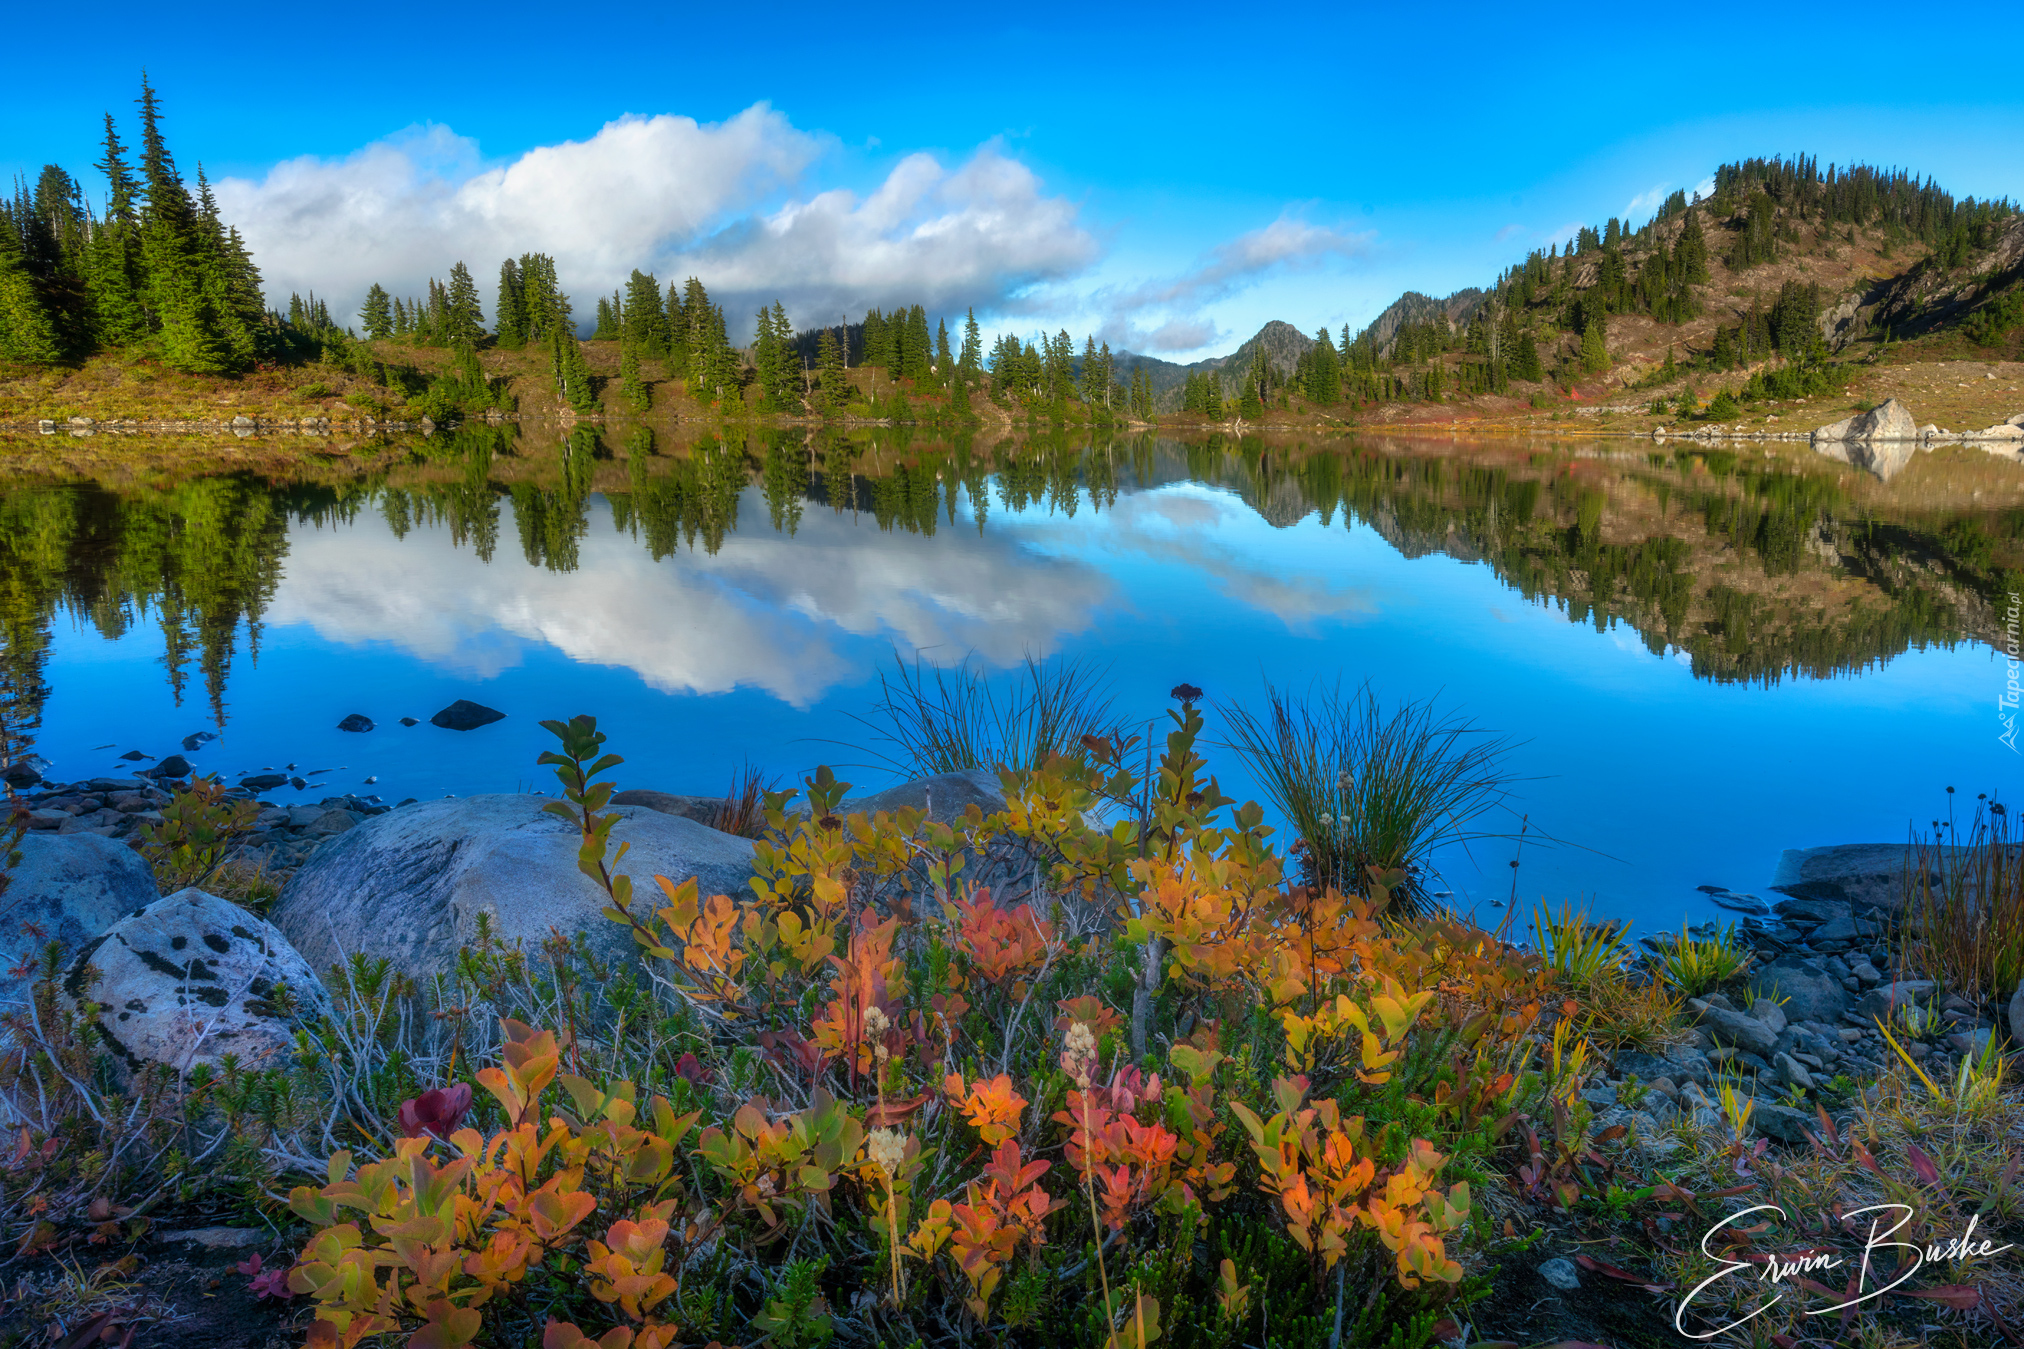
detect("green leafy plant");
top-left (1530, 900), bottom-right (1629, 992)
top-left (133, 774), bottom-right (260, 894)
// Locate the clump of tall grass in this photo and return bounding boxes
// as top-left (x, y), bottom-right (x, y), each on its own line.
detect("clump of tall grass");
top-left (710, 761), bottom-right (776, 838)
top-left (1220, 680), bottom-right (1516, 913)
top-left (1904, 790), bottom-right (2024, 1004)
top-left (849, 651), bottom-right (1123, 780)
top-left (1651, 920), bottom-right (1752, 998)
top-left (1531, 900), bottom-right (1630, 992)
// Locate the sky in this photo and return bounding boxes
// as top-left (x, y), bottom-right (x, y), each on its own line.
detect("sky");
top-left (6, 2), bottom-right (2022, 360)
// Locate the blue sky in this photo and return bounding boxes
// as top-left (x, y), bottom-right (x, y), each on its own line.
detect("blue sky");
top-left (6, 2), bottom-right (2021, 358)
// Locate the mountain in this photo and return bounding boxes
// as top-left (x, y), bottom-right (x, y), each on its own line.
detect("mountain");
top-left (1354, 288), bottom-right (1487, 356)
top-left (1115, 320), bottom-right (1316, 410)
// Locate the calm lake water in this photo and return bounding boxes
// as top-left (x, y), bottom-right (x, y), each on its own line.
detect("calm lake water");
top-left (3, 426), bottom-right (2018, 933)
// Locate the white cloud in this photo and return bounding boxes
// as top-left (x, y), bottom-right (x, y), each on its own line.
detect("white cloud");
top-left (1690, 175), bottom-right (1717, 204)
top-left (216, 109), bottom-right (1095, 338)
top-left (1623, 183), bottom-right (1669, 222)
top-left (1088, 211), bottom-right (1374, 353)
top-left (267, 489), bottom-right (1112, 708)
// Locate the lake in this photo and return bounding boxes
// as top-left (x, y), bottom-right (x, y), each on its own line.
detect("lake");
top-left (3, 424), bottom-right (2018, 934)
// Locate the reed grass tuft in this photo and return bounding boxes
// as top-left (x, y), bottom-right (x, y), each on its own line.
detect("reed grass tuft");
top-left (1220, 680), bottom-right (1516, 913)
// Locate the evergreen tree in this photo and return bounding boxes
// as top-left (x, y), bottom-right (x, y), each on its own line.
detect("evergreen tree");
top-left (551, 325), bottom-right (599, 413)
top-left (1580, 318), bottom-right (1609, 374)
top-left (623, 269), bottom-right (667, 357)
top-left (934, 317), bottom-right (952, 382)
top-left (1202, 371), bottom-right (1223, 419)
top-left (958, 307), bottom-right (982, 383)
top-left (444, 262), bottom-right (484, 343)
top-left (519, 254), bottom-right (570, 343)
top-left (618, 340), bottom-right (650, 412)
top-left (361, 283), bottom-right (393, 340)
top-left (816, 327), bottom-right (849, 414)
top-left (134, 78), bottom-right (231, 373)
top-left (594, 293), bottom-right (622, 340)
top-left (0, 212), bottom-right (61, 362)
top-left (85, 114), bottom-right (148, 347)
top-left (904, 305), bottom-right (931, 381)
top-left (1305, 327), bottom-right (1342, 404)
top-left (1514, 329), bottom-right (1542, 382)
top-left (495, 258), bottom-right (526, 348)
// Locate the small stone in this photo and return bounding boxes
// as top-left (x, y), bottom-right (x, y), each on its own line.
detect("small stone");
top-left (1751, 999), bottom-right (1788, 1035)
top-left (1538, 1257), bottom-right (1581, 1292)
top-left (399, 717), bottom-right (419, 727)
top-left (118, 750), bottom-right (148, 761)
top-left (1774, 1052), bottom-right (1815, 1089)
top-left (146, 754), bottom-right (192, 779)
top-left (337, 713), bottom-right (376, 733)
top-left (159, 1227), bottom-right (266, 1250)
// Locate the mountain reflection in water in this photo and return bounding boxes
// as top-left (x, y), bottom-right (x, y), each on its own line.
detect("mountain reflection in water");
top-left (2, 425), bottom-right (2018, 931)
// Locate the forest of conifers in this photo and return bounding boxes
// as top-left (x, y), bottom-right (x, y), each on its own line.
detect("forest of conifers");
top-left (1, 85), bottom-right (2016, 419)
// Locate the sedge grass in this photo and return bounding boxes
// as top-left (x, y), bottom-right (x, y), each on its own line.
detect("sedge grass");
top-left (1904, 791), bottom-right (2024, 1005)
top-left (1652, 920), bottom-right (1752, 999)
top-left (845, 651), bottom-right (1123, 781)
top-left (1219, 680), bottom-right (1517, 914)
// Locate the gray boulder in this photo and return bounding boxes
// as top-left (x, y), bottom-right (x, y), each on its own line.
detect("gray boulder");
top-left (63, 888), bottom-right (330, 1081)
top-left (0, 834), bottom-right (159, 1008)
top-left (1751, 1101), bottom-right (1817, 1145)
top-left (1750, 999), bottom-right (1788, 1035)
top-left (611, 790), bottom-right (732, 829)
top-left (1757, 956), bottom-right (1851, 1024)
top-left (1771, 844), bottom-right (1929, 915)
top-left (1813, 397), bottom-right (1918, 442)
top-left (268, 794), bottom-right (757, 981)
top-left (2008, 978), bottom-right (2024, 1048)
top-left (840, 768), bottom-right (1008, 823)
top-left (1689, 999), bottom-right (1780, 1056)
top-left (1856, 980), bottom-right (1935, 1022)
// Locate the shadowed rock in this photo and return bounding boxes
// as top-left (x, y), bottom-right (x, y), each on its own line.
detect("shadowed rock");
top-left (430, 700), bottom-right (505, 731)
top-left (269, 794), bottom-right (756, 980)
top-left (0, 834), bottom-right (159, 1008)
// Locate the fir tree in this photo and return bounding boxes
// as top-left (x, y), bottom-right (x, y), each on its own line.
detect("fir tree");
top-left (623, 269), bottom-right (667, 357)
top-left (444, 262), bottom-right (484, 343)
top-left (618, 339), bottom-right (650, 412)
top-left (135, 78), bottom-right (231, 373)
top-left (0, 213), bottom-right (61, 362)
top-left (85, 113), bottom-right (148, 347)
top-left (551, 325), bottom-right (599, 413)
top-left (816, 326), bottom-right (849, 414)
top-left (361, 283), bottom-right (393, 340)
top-left (1305, 327), bottom-right (1342, 404)
top-left (1580, 315), bottom-right (1609, 374)
top-left (1514, 329), bottom-right (1543, 382)
top-left (958, 307), bottom-right (982, 383)
top-left (934, 317), bottom-right (952, 382)
top-left (495, 258), bottom-right (526, 348)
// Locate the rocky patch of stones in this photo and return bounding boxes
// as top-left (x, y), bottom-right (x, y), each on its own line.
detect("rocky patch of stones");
top-left (1588, 880), bottom-right (2007, 1148)
top-left (11, 773), bottom-right (391, 883)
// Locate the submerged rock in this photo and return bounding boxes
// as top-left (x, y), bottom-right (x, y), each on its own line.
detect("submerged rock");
top-left (337, 713), bottom-right (376, 733)
top-left (430, 700), bottom-right (505, 731)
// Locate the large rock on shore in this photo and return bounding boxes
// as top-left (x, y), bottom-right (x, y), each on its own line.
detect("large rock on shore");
top-left (610, 790), bottom-right (730, 828)
top-left (63, 888), bottom-right (331, 1081)
top-left (1813, 398), bottom-right (1918, 442)
top-left (1771, 844), bottom-right (1928, 916)
top-left (0, 834), bottom-right (159, 1008)
top-left (268, 794), bottom-right (757, 980)
top-left (842, 768), bottom-right (1009, 823)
